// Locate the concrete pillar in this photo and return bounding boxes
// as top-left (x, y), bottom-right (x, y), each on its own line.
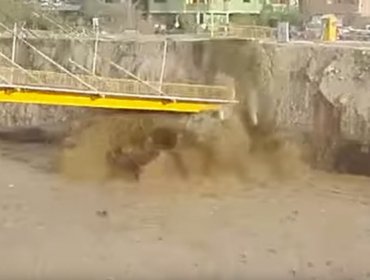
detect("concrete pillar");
top-left (277, 22), bottom-right (290, 42)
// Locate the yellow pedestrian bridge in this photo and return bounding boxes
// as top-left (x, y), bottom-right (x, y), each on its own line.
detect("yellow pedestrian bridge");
top-left (0, 67), bottom-right (236, 113)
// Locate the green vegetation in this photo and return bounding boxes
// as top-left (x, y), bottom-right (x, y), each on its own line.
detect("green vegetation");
top-left (0, 0), bottom-right (34, 24)
top-left (230, 4), bottom-right (303, 27)
top-left (258, 4), bottom-right (303, 27)
top-left (0, 0), bottom-right (73, 30)
top-left (230, 14), bottom-right (260, 25)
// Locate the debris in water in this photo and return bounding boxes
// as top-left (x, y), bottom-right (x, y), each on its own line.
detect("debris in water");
top-left (96, 210), bottom-right (108, 218)
top-left (267, 248), bottom-right (277, 254)
top-left (240, 251), bottom-right (248, 264)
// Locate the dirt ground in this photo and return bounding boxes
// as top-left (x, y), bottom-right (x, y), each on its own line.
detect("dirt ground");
top-left (0, 119), bottom-right (370, 280)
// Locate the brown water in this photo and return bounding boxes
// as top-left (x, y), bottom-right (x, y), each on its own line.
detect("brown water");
top-left (0, 114), bottom-right (370, 279)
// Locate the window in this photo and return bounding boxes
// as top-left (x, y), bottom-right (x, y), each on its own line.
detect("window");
top-left (186, 0), bottom-right (208, 3)
top-left (270, 0), bottom-right (289, 3)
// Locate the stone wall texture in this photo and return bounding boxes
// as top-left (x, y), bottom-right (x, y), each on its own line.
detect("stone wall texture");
top-left (0, 37), bottom-right (370, 145)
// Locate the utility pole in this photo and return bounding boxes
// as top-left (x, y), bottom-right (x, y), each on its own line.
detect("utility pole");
top-left (126, 0), bottom-right (139, 30)
top-left (92, 17), bottom-right (99, 75)
top-left (11, 23), bottom-right (17, 63)
top-left (159, 39), bottom-right (168, 91)
top-left (127, 0), bottom-right (133, 29)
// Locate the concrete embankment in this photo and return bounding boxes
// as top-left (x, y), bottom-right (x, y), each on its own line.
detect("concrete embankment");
top-left (0, 37), bottom-right (369, 173)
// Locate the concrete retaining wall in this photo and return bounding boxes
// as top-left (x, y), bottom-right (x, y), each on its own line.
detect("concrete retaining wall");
top-left (0, 37), bottom-right (370, 149)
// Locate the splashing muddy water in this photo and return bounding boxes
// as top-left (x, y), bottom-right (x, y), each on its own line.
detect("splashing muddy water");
top-left (59, 112), bottom-right (308, 184)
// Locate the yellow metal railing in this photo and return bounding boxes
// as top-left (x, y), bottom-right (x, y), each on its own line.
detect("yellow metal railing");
top-left (228, 24), bottom-right (274, 39)
top-left (0, 67), bottom-right (234, 101)
top-left (210, 24), bottom-right (275, 40)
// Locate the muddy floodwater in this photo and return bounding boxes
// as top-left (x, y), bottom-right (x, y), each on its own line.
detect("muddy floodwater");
top-left (0, 128), bottom-right (370, 279)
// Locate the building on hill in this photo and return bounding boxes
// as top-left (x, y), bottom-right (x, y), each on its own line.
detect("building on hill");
top-left (147, 0), bottom-right (298, 27)
top-left (38, 0), bottom-right (82, 11)
top-left (300, 0), bottom-right (370, 16)
top-left (148, 0), bottom-right (264, 16)
top-left (147, 0), bottom-right (266, 29)
top-left (299, 0), bottom-right (370, 26)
